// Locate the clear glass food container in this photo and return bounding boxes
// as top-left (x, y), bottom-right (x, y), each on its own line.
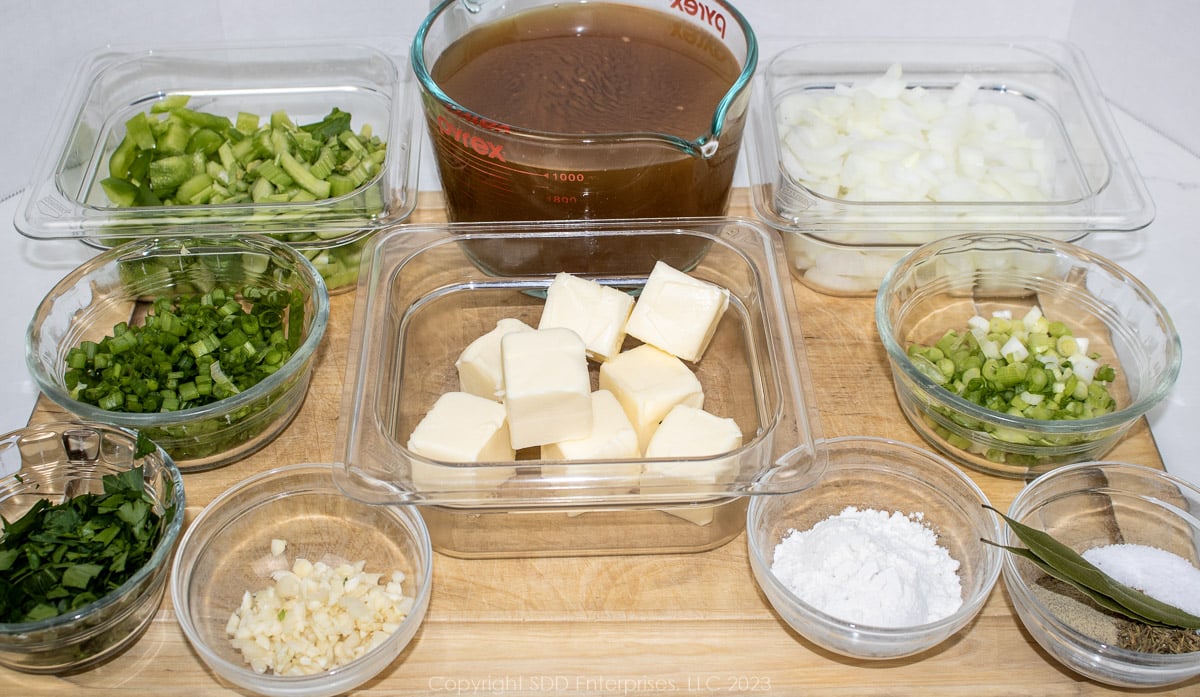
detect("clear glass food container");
top-left (876, 233), bottom-right (1180, 478)
top-left (334, 218), bottom-right (824, 558)
top-left (744, 38), bottom-right (1154, 296)
top-left (1003, 462), bottom-right (1200, 688)
top-left (747, 436), bottom-right (1002, 660)
top-left (0, 421), bottom-right (184, 674)
top-left (26, 236), bottom-right (330, 473)
top-left (14, 40), bottom-right (421, 292)
top-left (171, 464), bottom-right (432, 697)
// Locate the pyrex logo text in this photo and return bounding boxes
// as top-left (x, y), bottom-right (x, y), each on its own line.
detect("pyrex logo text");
top-left (670, 0), bottom-right (727, 39)
top-left (438, 115), bottom-right (507, 162)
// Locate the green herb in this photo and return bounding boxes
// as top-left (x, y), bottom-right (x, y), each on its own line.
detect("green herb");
top-left (63, 284), bottom-right (303, 414)
top-left (0, 467), bottom-right (166, 623)
top-left (133, 431), bottom-right (157, 459)
top-left (983, 505), bottom-right (1200, 630)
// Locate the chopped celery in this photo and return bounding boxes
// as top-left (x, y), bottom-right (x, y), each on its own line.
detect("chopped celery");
top-left (102, 98), bottom-right (389, 290)
top-left (279, 151), bottom-right (330, 198)
top-left (102, 99), bottom-right (386, 210)
top-left (235, 111), bottom-right (260, 135)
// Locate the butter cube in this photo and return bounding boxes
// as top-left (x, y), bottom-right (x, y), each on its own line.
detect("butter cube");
top-left (538, 272), bottom-right (635, 361)
top-left (406, 391), bottom-right (516, 491)
top-left (598, 344), bottom-right (704, 452)
top-left (502, 327), bottom-right (593, 449)
top-left (542, 390), bottom-right (642, 485)
top-left (624, 261), bottom-right (729, 362)
top-left (455, 318), bottom-right (535, 401)
top-left (643, 404), bottom-right (743, 485)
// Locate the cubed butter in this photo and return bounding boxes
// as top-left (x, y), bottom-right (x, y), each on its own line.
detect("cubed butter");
top-left (406, 391), bottom-right (516, 491)
top-left (538, 272), bottom-right (635, 361)
top-left (455, 317), bottom-right (535, 401)
top-left (624, 261), bottom-right (729, 362)
top-left (502, 327), bottom-right (593, 449)
top-left (598, 344), bottom-right (704, 452)
top-left (542, 390), bottom-right (642, 486)
top-left (642, 404), bottom-right (743, 485)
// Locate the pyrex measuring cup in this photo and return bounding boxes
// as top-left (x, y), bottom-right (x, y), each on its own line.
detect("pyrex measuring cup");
top-left (412, 0), bottom-right (757, 224)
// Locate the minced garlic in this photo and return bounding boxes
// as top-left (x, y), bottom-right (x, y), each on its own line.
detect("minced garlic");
top-left (226, 544), bottom-right (414, 675)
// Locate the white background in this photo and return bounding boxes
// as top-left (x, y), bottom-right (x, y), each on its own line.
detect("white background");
top-left (1, 0), bottom-right (1196, 483)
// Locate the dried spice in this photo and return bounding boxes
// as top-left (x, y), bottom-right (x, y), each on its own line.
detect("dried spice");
top-left (1118, 620), bottom-right (1200, 654)
top-left (982, 505), bottom-right (1200, 630)
top-left (1033, 577), bottom-right (1200, 654)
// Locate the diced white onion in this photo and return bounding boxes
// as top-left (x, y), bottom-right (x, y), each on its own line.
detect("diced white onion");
top-left (775, 64), bottom-right (1057, 206)
top-left (775, 65), bottom-right (1059, 292)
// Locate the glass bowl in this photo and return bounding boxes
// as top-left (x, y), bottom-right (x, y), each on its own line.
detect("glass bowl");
top-left (746, 436), bottom-right (1002, 660)
top-left (876, 232), bottom-right (1181, 478)
top-left (0, 421), bottom-right (184, 674)
top-left (170, 463), bottom-right (432, 697)
top-left (745, 38), bottom-right (1154, 296)
top-left (1002, 461), bottom-right (1200, 688)
top-left (26, 235), bottom-right (329, 472)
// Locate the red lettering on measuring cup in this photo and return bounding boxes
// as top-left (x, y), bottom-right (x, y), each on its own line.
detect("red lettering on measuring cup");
top-left (669, 0), bottom-right (727, 39)
top-left (437, 115), bottom-right (507, 162)
top-left (669, 18), bottom-right (732, 63)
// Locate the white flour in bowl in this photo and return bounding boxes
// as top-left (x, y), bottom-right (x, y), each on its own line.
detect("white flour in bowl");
top-left (771, 506), bottom-right (963, 627)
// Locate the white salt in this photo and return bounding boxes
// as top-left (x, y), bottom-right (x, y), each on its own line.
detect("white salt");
top-left (1081, 543), bottom-right (1200, 617)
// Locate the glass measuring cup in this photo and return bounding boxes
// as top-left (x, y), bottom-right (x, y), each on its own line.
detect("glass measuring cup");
top-left (412, 0), bottom-right (757, 225)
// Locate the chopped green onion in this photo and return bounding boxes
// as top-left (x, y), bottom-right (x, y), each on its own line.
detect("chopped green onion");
top-left (906, 309), bottom-right (1119, 423)
top-left (64, 284), bottom-right (305, 413)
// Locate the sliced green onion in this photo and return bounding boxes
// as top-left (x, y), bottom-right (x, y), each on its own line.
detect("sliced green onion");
top-left (907, 309), bottom-right (1118, 422)
top-left (65, 284), bottom-right (305, 413)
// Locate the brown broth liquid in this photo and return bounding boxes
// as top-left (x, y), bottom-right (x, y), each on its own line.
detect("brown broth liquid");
top-left (425, 2), bottom-right (747, 248)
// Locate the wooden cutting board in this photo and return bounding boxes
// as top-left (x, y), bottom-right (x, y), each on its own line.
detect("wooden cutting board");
top-left (7, 190), bottom-right (1185, 696)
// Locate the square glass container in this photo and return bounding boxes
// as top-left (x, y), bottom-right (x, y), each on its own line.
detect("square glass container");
top-left (334, 218), bottom-right (824, 557)
top-left (14, 40), bottom-right (421, 291)
top-left (744, 38), bottom-right (1154, 296)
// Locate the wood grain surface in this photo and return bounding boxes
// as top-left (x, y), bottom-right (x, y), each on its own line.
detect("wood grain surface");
top-left (5, 190), bottom-right (1187, 696)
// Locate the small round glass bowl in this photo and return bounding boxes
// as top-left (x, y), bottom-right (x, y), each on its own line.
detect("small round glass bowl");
top-left (1003, 461), bottom-right (1200, 688)
top-left (170, 463), bottom-right (432, 697)
top-left (26, 235), bottom-right (329, 472)
top-left (746, 436), bottom-right (1002, 660)
top-left (876, 232), bottom-right (1181, 478)
top-left (0, 421), bottom-right (184, 674)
